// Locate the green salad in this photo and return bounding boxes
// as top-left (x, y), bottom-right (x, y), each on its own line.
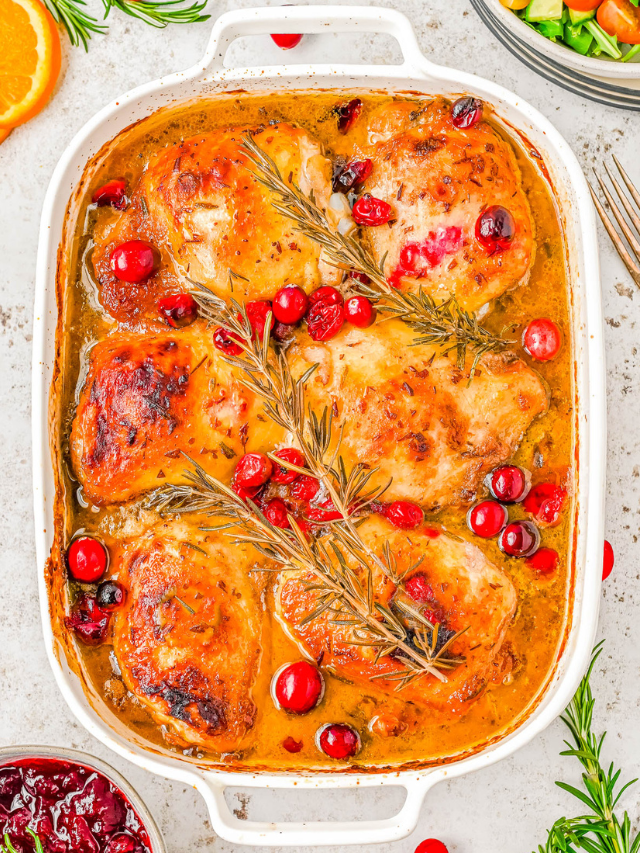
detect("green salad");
top-left (514, 0), bottom-right (640, 62)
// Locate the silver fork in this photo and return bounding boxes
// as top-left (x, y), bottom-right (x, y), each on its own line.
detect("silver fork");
top-left (590, 156), bottom-right (640, 289)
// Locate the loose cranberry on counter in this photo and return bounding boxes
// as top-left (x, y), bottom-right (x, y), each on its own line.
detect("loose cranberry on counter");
top-left (273, 661), bottom-right (324, 714)
top-left (404, 573), bottom-right (433, 603)
top-left (475, 205), bottom-right (515, 252)
top-left (603, 539), bottom-right (614, 580)
top-left (92, 179), bottom-right (127, 210)
top-left (282, 737), bottom-right (303, 753)
top-left (336, 98), bottom-right (362, 134)
top-left (467, 500), bottom-right (507, 538)
top-left (332, 159), bottom-right (373, 193)
top-left (526, 547), bottom-right (559, 574)
top-left (317, 723), bottom-right (361, 759)
top-left (158, 293), bottom-right (198, 328)
top-left (499, 520), bottom-right (540, 558)
top-left (523, 483), bottom-right (567, 526)
top-left (523, 318), bottom-right (562, 362)
top-left (264, 498), bottom-right (290, 529)
top-left (243, 300), bottom-right (275, 340)
top-left (96, 580), bottom-right (126, 611)
top-left (451, 96), bottom-right (483, 129)
top-left (110, 241), bottom-right (159, 283)
top-left (344, 295), bottom-right (376, 328)
top-left (352, 194), bottom-right (392, 226)
top-left (488, 465), bottom-right (529, 503)
top-left (213, 326), bottom-right (243, 356)
top-left (383, 501), bottom-right (424, 530)
top-left (306, 290), bottom-right (345, 341)
top-left (65, 594), bottom-right (111, 645)
top-left (273, 284), bottom-right (309, 325)
top-left (270, 33), bottom-right (303, 49)
top-left (67, 536), bottom-right (108, 583)
top-left (234, 453), bottom-right (273, 488)
top-left (415, 840), bottom-right (449, 853)
top-left (290, 474), bottom-right (320, 502)
top-left (271, 447), bottom-right (306, 484)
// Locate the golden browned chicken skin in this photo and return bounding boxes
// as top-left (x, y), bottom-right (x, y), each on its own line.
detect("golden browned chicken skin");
top-left (276, 516), bottom-right (517, 721)
top-left (112, 524), bottom-right (265, 751)
top-left (91, 123), bottom-right (339, 322)
top-left (70, 324), bottom-right (284, 505)
top-left (289, 320), bottom-right (548, 510)
top-left (358, 99), bottom-right (534, 311)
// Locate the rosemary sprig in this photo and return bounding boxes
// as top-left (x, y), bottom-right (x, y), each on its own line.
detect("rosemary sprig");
top-left (241, 133), bottom-right (509, 378)
top-left (535, 642), bottom-right (640, 853)
top-left (43, 0), bottom-right (209, 50)
top-left (146, 459), bottom-right (465, 685)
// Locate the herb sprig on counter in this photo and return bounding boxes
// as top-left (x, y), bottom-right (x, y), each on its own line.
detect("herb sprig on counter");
top-left (241, 133), bottom-right (510, 379)
top-left (146, 285), bottom-right (468, 688)
top-left (535, 643), bottom-right (640, 853)
top-left (43, 0), bottom-right (209, 50)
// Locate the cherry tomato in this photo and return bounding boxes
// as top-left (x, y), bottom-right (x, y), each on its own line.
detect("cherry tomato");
top-left (598, 0), bottom-right (640, 43)
top-left (564, 0), bottom-right (603, 9)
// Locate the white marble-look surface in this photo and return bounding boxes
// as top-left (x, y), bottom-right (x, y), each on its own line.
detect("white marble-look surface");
top-left (1, 1), bottom-right (639, 850)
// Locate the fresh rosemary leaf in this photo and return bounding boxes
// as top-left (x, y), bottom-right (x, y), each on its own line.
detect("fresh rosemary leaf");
top-left (42, 0), bottom-right (107, 50)
top-left (102, 0), bottom-right (210, 28)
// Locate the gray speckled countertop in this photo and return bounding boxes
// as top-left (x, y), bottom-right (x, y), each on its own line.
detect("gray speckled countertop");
top-left (1, 1), bottom-right (639, 850)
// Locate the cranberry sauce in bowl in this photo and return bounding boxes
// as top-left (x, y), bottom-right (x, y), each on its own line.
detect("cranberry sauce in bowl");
top-left (0, 748), bottom-right (163, 853)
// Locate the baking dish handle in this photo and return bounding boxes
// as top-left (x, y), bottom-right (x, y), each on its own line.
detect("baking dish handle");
top-left (200, 5), bottom-right (431, 75)
top-left (196, 774), bottom-right (438, 847)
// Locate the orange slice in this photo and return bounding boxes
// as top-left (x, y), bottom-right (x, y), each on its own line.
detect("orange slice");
top-left (0, 0), bottom-right (61, 127)
top-left (0, 128), bottom-right (12, 145)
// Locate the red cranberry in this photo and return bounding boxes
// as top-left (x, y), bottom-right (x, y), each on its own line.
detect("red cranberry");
top-left (404, 573), bottom-right (433, 603)
top-left (213, 326), bottom-right (243, 356)
top-left (234, 453), bottom-right (273, 488)
top-left (336, 98), bottom-right (362, 133)
top-left (488, 465), bottom-right (528, 503)
top-left (523, 483), bottom-right (567, 526)
top-left (526, 547), bottom-right (559, 573)
top-left (243, 300), bottom-right (275, 340)
top-left (317, 723), bottom-right (361, 759)
top-left (232, 481), bottom-right (262, 503)
top-left (523, 318), bottom-right (562, 362)
top-left (307, 498), bottom-right (343, 523)
top-left (96, 580), bottom-right (126, 611)
top-left (273, 661), bottom-right (324, 714)
top-left (271, 447), bottom-right (306, 484)
top-left (273, 285), bottom-right (309, 324)
top-left (67, 536), bottom-right (108, 583)
top-left (264, 498), bottom-right (290, 529)
top-left (270, 33), bottom-right (303, 49)
top-left (350, 271), bottom-right (370, 284)
top-left (603, 539), bottom-right (614, 580)
top-left (92, 179), bottom-right (127, 210)
top-left (290, 474), bottom-right (320, 501)
top-left (467, 500), bottom-right (507, 538)
top-left (157, 293), bottom-right (198, 328)
top-left (451, 96), bottom-right (483, 129)
top-left (309, 286), bottom-right (343, 307)
top-left (282, 737), bottom-right (303, 753)
top-left (475, 206), bottom-right (515, 252)
top-left (110, 241), bottom-right (158, 283)
top-left (272, 320), bottom-right (295, 343)
top-left (352, 194), bottom-right (392, 226)
top-left (105, 834), bottom-right (138, 853)
top-left (332, 159), bottom-right (373, 193)
top-left (415, 841), bottom-right (449, 853)
top-left (499, 520), bottom-right (540, 557)
top-left (383, 501), bottom-right (424, 530)
top-left (65, 594), bottom-right (111, 645)
top-left (344, 295), bottom-right (376, 328)
top-left (306, 299), bottom-right (344, 341)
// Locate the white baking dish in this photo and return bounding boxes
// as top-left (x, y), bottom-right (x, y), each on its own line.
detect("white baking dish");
top-left (33, 5), bottom-right (606, 846)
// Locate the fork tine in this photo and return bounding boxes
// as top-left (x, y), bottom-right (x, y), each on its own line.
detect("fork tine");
top-left (593, 169), bottom-right (640, 262)
top-left (613, 154), bottom-right (640, 215)
top-left (604, 161), bottom-right (640, 239)
top-left (589, 182), bottom-right (640, 288)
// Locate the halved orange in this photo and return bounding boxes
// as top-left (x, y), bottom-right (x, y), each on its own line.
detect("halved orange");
top-left (0, 0), bottom-right (61, 127)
